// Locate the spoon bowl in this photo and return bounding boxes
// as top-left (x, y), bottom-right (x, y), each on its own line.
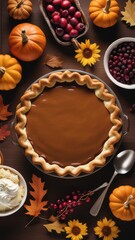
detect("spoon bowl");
top-left (90, 149), bottom-right (135, 216)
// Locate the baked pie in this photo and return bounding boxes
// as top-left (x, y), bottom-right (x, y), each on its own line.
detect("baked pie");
top-left (15, 70), bottom-right (122, 177)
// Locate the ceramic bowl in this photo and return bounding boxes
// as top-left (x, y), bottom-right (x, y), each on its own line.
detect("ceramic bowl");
top-left (0, 165), bottom-right (27, 217)
top-left (104, 37), bottom-right (135, 89)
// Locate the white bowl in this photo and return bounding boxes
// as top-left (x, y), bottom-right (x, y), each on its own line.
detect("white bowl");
top-left (104, 37), bottom-right (135, 89)
top-left (0, 165), bottom-right (27, 217)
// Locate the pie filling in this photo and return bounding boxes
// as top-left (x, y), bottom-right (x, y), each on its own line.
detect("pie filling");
top-left (26, 83), bottom-right (112, 167)
top-left (15, 70), bottom-right (122, 176)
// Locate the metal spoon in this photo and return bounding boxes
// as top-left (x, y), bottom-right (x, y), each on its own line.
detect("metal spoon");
top-left (90, 149), bottom-right (135, 216)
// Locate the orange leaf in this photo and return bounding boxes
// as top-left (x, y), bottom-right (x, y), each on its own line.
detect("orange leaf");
top-left (45, 54), bottom-right (64, 68)
top-left (0, 95), bottom-right (12, 121)
top-left (24, 174), bottom-right (48, 217)
top-left (0, 124), bottom-right (10, 141)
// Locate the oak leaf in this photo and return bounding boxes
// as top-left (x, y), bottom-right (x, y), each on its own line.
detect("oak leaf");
top-left (0, 95), bottom-right (12, 121)
top-left (0, 124), bottom-right (10, 141)
top-left (24, 174), bottom-right (48, 217)
top-left (121, 0), bottom-right (135, 27)
top-left (45, 54), bottom-right (64, 68)
top-left (44, 220), bottom-right (67, 234)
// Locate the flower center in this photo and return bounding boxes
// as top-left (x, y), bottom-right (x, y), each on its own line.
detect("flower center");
top-left (72, 226), bottom-right (81, 236)
top-left (83, 48), bottom-right (92, 58)
top-left (102, 226), bottom-right (111, 236)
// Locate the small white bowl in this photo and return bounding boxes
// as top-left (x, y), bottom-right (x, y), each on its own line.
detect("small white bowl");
top-left (104, 37), bottom-right (135, 89)
top-left (0, 165), bottom-right (27, 217)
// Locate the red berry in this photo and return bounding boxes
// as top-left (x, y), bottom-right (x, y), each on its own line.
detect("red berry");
top-left (65, 23), bottom-right (73, 33)
top-left (68, 6), bottom-right (76, 14)
top-left (61, 0), bottom-right (71, 9)
top-left (70, 29), bottom-right (78, 38)
top-left (52, 0), bottom-right (62, 5)
top-left (46, 4), bottom-right (55, 12)
top-left (76, 23), bottom-right (85, 32)
top-left (59, 17), bottom-right (67, 27)
top-left (52, 14), bottom-right (60, 24)
top-left (70, 17), bottom-right (78, 26)
top-left (74, 11), bottom-right (81, 19)
top-left (56, 27), bottom-right (64, 36)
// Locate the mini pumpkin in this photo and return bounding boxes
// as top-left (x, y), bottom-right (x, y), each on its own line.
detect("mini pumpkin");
top-left (8, 23), bottom-right (46, 62)
top-left (7, 0), bottom-right (32, 20)
top-left (109, 185), bottom-right (135, 221)
top-left (0, 54), bottom-right (22, 90)
top-left (89, 0), bottom-right (120, 28)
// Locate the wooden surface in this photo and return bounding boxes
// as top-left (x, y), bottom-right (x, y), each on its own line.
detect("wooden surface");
top-left (0, 1), bottom-right (135, 240)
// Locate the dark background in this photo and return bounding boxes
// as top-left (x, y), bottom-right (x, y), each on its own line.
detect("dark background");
top-left (0, 0), bottom-right (135, 239)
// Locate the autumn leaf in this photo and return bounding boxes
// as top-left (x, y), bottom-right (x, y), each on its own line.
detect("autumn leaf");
top-left (121, 0), bottom-right (135, 27)
top-left (45, 54), bottom-right (64, 68)
top-left (0, 95), bottom-right (13, 121)
top-left (44, 220), bottom-right (67, 234)
top-left (0, 124), bottom-right (10, 141)
top-left (24, 174), bottom-right (48, 217)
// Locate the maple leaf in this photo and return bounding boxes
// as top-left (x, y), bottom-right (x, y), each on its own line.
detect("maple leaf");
top-left (0, 124), bottom-right (10, 141)
top-left (45, 54), bottom-right (64, 68)
top-left (24, 174), bottom-right (48, 217)
top-left (0, 95), bottom-right (13, 121)
top-left (121, 0), bottom-right (135, 27)
top-left (44, 220), bottom-right (67, 234)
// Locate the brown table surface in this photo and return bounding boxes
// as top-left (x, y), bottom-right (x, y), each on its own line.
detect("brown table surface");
top-left (0, 1), bottom-right (135, 240)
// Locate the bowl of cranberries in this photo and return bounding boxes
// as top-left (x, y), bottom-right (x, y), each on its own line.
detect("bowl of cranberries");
top-left (39, 0), bottom-right (89, 46)
top-left (104, 37), bottom-right (135, 89)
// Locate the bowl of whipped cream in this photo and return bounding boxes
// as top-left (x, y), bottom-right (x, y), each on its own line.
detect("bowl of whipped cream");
top-left (0, 165), bottom-right (27, 217)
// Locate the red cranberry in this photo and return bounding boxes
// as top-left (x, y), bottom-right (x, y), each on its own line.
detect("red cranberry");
top-left (65, 23), bottom-right (73, 33)
top-left (62, 33), bottom-right (70, 41)
top-left (51, 11), bottom-right (60, 17)
top-left (76, 22), bottom-right (85, 32)
top-left (61, 9), bottom-right (68, 17)
top-left (52, 0), bottom-right (62, 5)
top-left (70, 29), bottom-right (78, 38)
top-left (46, 4), bottom-right (55, 12)
top-left (59, 17), bottom-right (67, 27)
top-left (55, 27), bottom-right (64, 36)
top-left (74, 11), bottom-right (81, 19)
top-left (52, 14), bottom-right (60, 24)
top-left (70, 17), bottom-right (78, 26)
top-left (68, 6), bottom-right (76, 14)
top-left (61, 0), bottom-right (71, 9)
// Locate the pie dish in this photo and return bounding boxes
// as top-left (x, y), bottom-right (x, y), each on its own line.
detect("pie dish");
top-left (15, 70), bottom-right (122, 177)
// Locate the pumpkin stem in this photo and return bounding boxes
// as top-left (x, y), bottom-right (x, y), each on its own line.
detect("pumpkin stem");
top-left (0, 66), bottom-right (6, 77)
top-left (17, 0), bottom-right (24, 8)
top-left (124, 195), bottom-right (134, 209)
top-left (21, 30), bottom-right (28, 44)
top-left (103, 0), bottom-right (111, 13)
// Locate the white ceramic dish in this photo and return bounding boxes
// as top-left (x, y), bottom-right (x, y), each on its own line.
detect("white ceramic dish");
top-left (0, 165), bottom-right (27, 217)
top-left (104, 37), bottom-right (135, 89)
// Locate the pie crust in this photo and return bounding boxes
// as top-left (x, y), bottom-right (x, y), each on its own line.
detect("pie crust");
top-left (15, 70), bottom-right (122, 176)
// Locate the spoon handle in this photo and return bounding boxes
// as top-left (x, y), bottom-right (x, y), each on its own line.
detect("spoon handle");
top-left (90, 171), bottom-right (117, 216)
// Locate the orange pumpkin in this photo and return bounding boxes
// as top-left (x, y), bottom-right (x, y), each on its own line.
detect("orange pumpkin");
top-left (109, 185), bottom-right (135, 221)
top-left (89, 0), bottom-right (120, 28)
top-left (7, 0), bottom-right (32, 20)
top-left (8, 23), bottom-right (46, 62)
top-left (0, 54), bottom-right (22, 90)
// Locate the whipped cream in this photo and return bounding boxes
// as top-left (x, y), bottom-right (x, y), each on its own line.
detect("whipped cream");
top-left (0, 168), bottom-right (24, 212)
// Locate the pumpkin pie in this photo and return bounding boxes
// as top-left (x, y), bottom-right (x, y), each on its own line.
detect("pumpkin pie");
top-left (15, 70), bottom-right (122, 176)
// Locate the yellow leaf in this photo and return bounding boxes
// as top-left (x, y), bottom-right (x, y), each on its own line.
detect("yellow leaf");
top-left (45, 54), bottom-right (64, 68)
top-left (24, 174), bottom-right (48, 217)
top-left (44, 220), bottom-right (67, 234)
top-left (121, 0), bottom-right (135, 27)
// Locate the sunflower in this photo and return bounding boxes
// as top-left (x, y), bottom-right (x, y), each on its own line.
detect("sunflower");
top-left (64, 219), bottom-right (88, 240)
top-left (94, 217), bottom-right (120, 240)
top-left (74, 39), bottom-right (101, 67)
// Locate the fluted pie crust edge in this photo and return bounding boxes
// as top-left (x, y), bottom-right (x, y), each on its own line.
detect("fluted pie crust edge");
top-left (15, 70), bottom-right (122, 176)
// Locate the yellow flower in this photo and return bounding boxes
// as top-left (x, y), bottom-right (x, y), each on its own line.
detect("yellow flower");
top-left (75, 39), bottom-right (101, 67)
top-left (94, 217), bottom-right (120, 240)
top-left (64, 219), bottom-right (88, 240)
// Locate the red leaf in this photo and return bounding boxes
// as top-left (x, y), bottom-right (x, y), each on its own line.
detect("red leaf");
top-left (0, 124), bottom-right (10, 141)
top-left (0, 95), bottom-right (12, 121)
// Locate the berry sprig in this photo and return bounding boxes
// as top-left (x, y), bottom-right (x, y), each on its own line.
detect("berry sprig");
top-left (49, 183), bottom-right (107, 220)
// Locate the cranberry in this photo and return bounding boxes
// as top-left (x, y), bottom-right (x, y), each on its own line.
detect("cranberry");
top-left (52, 0), bottom-right (62, 5)
top-left (65, 23), bottom-right (73, 33)
top-left (61, 0), bottom-right (71, 9)
top-left (70, 17), bottom-right (78, 26)
top-left (56, 27), bottom-right (64, 36)
top-left (68, 6), bottom-right (76, 14)
top-left (46, 4), bottom-right (55, 12)
top-left (59, 17), bottom-right (67, 27)
top-left (51, 11), bottom-right (60, 17)
top-left (62, 33), bottom-right (70, 41)
top-left (74, 11), bottom-right (81, 19)
top-left (76, 22), bottom-right (85, 32)
top-left (61, 9), bottom-right (68, 17)
top-left (52, 14), bottom-right (60, 24)
top-left (70, 29), bottom-right (78, 38)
